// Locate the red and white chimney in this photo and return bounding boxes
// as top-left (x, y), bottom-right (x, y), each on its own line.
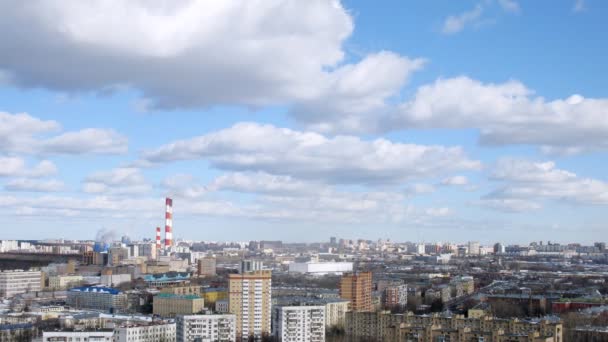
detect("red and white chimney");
top-left (165, 197), bottom-right (173, 248)
top-left (155, 227), bottom-right (161, 249)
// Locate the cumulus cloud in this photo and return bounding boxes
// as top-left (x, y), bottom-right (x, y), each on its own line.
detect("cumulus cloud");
top-left (162, 174), bottom-right (208, 199)
top-left (4, 178), bottom-right (64, 192)
top-left (0, 111), bottom-right (128, 155)
top-left (83, 167), bottom-right (151, 195)
top-left (141, 122), bottom-right (480, 185)
top-left (481, 159), bottom-right (608, 211)
top-left (0, 157), bottom-right (57, 178)
top-left (0, 0), bottom-right (421, 125)
top-left (395, 77), bottom-right (608, 154)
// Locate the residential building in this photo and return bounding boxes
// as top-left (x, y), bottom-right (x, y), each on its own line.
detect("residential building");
top-left (176, 314), bottom-right (236, 342)
top-left (273, 305), bottom-right (325, 342)
top-left (153, 293), bottom-right (205, 317)
top-left (66, 286), bottom-right (128, 313)
top-left (42, 329), bottom-right (114, 342)
top-left (229, 270), bottom-right (272, 340)
top-left (161, 284), bottom-right (203, 297)
top-left (345, 311), bottom-right (562, 342)
top-left (383, 284), bottom-right (407, 308)
top-left (197, 257), bottom-right (217, 277)
top-left (339, 272), bottom-right (373, 312)
top-left (113, 322), bottom-right (176, 342)
top-left (0, 269), bottom-right (42, 298)
top-left (239, 259), bottom-right (264, 274)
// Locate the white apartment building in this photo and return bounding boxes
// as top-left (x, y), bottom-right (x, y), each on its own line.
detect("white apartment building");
top-left (42, 329), bottom-right (114, 341)
top-left (273, 306), bottom-right (325, 342)
top-left (113, 322), bottom-right (176, 342)
top-left (176, 314), bottom-right (236, 342)
top-left (0, 269), bottom-right (42, 298)
top-left (324, 300), bottom-right (349, 329)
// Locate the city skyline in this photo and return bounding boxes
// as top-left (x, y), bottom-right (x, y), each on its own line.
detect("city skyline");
top-left (1, 1), bottom-right (608, 243)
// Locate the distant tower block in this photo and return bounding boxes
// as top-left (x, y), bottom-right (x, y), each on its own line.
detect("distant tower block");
top-left (165, 197), bottom-right (173, 248)
top-left (156, 227), bottom-right (161, 249)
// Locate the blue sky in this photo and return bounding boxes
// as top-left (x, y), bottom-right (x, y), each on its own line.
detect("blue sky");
top-left (0, 0), bottom-right (606, 244)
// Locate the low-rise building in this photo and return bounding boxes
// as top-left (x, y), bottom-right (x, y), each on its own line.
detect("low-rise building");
top-left (0, 269), bottom-right (42, 298)
top-left (48, 275), bottom-right (83, 290)
top-left (42, 329), bottom-right (114, 342)
top-left (66, 286), bottom-right (128, 313)
top-left (176, 314), bottom-right (236, 342)
top-left (153, 293), bottom-right (205, 317)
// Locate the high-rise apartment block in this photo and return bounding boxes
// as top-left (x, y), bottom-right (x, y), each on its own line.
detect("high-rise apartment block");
top-left (239, 259), bottom-right (264, 274)
top-left (176, 314), bottom-right (236, 342)
top-left (273, 305), bottom-right (326, 342)
top-left (229, 270), bottom-right (272, 340)
top-left (339, 271), bottom-right (373, 312)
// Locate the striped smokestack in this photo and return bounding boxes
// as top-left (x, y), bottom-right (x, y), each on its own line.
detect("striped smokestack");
top-left (165, 197), bottom-right (173, 248)
top-left (155, 227), bottom-right (161, 249)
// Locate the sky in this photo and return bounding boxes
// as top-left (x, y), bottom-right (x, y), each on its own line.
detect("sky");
top-left (0, 0), bottom-right (607, 244)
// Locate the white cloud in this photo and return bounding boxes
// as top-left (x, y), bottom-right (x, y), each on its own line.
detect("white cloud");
top-left (441, 175), bottom-right (469, 186)
top-left (442, 4), bottom-right (483, 35)
top-left (395, 77), bottom-right (608, 154)
top-left (4, 178), bottom-right (64, 192)
top-left (42, 128), bottom-right (128, 155)
top-left (0, 0), bottom-right (419, 124)
top-left (83, 167), bottom-right (151, 195)
top-left (162, 174), bottom-right (208, 199)
top-left (209, 172), bottom-right (327, 196)
top-left (0, 111), bottom-right (128, 155)
top-left (405, 183), bottom-right (436, 195)
top-left (573, 0), bottom-right (586, 12)
top-left (142, 122), bottom-right (480, 185)
top-left (0, 157), bottom-right (57, 178)
top-left (481, 159), bottom-right (608, 211)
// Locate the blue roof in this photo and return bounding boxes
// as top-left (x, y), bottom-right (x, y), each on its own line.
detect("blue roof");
top-left (68, 286), bottom-right (121, 295)
top-left (143, 273), bottom-right (190, 282)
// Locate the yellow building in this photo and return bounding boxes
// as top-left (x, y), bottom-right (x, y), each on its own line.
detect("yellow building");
top-left (229, 270), bottom-right (272, 340)
top-left (152, 293), bottom-right (205, 317)
top-left (47, 275), bottom-right (83, 290)
top-left (203, 288), bottom-right (228, 307)
top-left (160, 284), bottom-right (202, 297)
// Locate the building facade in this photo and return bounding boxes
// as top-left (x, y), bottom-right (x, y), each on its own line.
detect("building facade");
top-left (153, 294), bottom-right (205, 317)
top-left (113, 322), bottom-right (176, 342)
top-left (273, 305), bottom-right (325, 342)
top-left (339, 272), bottom-right (373, 312)
top-left (42, 329), bottom-right (114, 342)
top-left (0, 269), bottom-right (42, 298)
top-left (66, 286), bottom-right (128, 313)
top-left (229, 270), bottom-right (272, 340)
top-left (197, 257), bottom-right (217, 277)
top-left (176, 314), bottom-right (236, 342)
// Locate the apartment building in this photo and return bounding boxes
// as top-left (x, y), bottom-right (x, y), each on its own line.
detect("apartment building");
top-left (113, 322), bottom-right (176, 342)
top-left (339, 271), bottom-right (373, 312)
top-left (0, 269), bottom-right (42, 298)
top-left (66, 286), bottom-right (128, 313)
top-left (273, 305), bottom-right (325, 342)
top-left (42, 329), bottom-right (114, 341)
top-left (229, 270), bottom-right (272, 340)
top-left (176, 314), bottom-right (236, 342)
top-left (197, 257), bottom-right (217, 277)
top-left (345, 311), bottom-right (563, 342)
